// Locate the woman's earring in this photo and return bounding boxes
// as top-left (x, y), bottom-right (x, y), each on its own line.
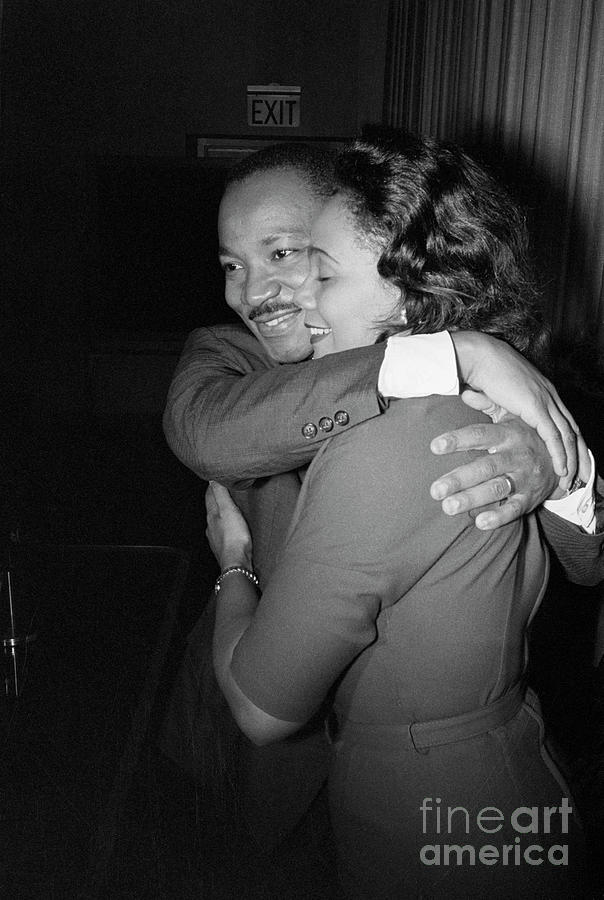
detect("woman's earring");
top-left (399, 307), bottom-right (407, 326)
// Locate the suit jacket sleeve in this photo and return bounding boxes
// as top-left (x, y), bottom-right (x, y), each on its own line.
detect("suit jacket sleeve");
top-left (162, 323), bottom-right (385, 484)
top-left (538, 499), bottom-right (604, 587)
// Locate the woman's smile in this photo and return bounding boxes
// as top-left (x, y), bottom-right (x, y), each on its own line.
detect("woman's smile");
top-left (294, 195), bottom-right (401, 358)
top-left (305, 323), bottom-right (333, 345)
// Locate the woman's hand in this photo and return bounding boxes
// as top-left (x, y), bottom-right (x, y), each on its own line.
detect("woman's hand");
top-left (205, 481), bottom-right (253, 570)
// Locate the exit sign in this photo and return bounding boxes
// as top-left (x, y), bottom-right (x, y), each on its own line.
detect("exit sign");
top-left (247, 84), bottom-right (301, 128)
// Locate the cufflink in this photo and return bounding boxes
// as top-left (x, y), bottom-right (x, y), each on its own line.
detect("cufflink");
top-left (302, 422), bottom-right (318, 439)
top-left (334, 410), bottom-right (349, 426)
top-left (318, 416), bottom-right (334, 433)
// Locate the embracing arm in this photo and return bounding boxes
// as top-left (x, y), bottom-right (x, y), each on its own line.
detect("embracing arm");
top-left (206, 480), bottom-right (307, 745)
top-left (426, 332), bottom-right (587, 527)
top-left (163, 327), bottom-right (459, 484)
top-left (537, 470), bottom-right (604, 586)
top-left (431, 415), bottom-right (604, 583)
top-left (212, 572), bottom-right (303, 747)
top-left (163, 324), bottom-right (383, 484)
top-left (537, 510), bottom-right (604, 587)
top-left (164, 325), bottom-right (580, 512)
top-left (449, 332), bottom-right (579, 481)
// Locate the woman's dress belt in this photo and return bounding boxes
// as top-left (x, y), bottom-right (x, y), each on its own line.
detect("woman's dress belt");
top-left (328, 681), bottom-right (527, 752)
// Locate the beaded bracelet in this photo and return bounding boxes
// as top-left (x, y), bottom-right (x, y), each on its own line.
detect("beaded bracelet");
top-left (214, 565), bottom-right (259, 594)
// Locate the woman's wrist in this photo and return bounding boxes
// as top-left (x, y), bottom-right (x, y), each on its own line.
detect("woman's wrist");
top-left (449, 331), bottom-right (489, 386)
top-left (214, 565), bottom-right (259, 594)
top-left (220, 551), bottom-right (253, 571)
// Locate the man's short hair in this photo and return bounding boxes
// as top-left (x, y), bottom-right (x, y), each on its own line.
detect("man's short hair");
top-left (224, 143), bottom-right (336, 200)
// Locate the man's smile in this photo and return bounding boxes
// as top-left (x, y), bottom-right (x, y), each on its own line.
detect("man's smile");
top-left (251, 308), bottom-right (303, 337)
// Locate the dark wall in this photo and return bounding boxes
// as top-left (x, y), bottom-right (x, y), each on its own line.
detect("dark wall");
top-left (3, 0), bottom-right (361, 157)
top-left (0, 0), bottom-right (369, 543)
top-left (1, 0), bottom-right (364, 392)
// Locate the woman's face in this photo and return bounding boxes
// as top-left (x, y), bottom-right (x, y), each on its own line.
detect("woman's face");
top-left (294, 195), bottom-right (401, 359)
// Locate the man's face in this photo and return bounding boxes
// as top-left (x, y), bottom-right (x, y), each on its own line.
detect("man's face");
top-left (218, 169), bottom-right (323, 363)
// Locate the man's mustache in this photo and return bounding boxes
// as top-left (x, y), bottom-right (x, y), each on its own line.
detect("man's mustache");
top-left (248, 301), bottom-right (300, 322)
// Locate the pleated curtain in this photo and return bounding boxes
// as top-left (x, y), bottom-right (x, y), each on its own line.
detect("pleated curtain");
top-left (382, 0), bottom-right (604, 358)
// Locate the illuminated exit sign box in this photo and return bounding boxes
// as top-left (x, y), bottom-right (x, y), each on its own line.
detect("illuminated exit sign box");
top-left (247, 84), bottom-right (301, 127)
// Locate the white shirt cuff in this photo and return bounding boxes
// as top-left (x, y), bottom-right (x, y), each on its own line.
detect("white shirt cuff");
top-left (378, 332), bottom-right (459, 399)
top-left (543, 449), bottom-right (597, 534)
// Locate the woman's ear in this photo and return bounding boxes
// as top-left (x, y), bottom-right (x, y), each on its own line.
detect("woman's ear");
top-left (387, 282), bottom-right (406, 324)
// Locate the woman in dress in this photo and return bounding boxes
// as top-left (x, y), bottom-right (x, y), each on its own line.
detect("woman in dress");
top-left (206, 132), bottom-right (587, 898)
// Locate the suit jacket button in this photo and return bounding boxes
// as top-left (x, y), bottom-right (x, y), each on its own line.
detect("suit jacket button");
top-left (302, 422), bottom-right (318, 439)
top-left (319, 416), bottom-right (334, 433)
top-left (334, 410), bottom-right (349, 426)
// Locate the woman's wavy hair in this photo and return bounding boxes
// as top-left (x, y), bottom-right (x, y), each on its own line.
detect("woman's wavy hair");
top-left (334, 131), bottom-right (549, 364)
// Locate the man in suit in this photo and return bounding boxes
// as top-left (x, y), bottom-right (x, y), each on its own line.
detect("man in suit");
top-left (160, 143), bottom-right (602, 873)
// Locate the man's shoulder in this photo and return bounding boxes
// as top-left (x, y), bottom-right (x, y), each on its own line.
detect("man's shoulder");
top-left (181, 322), bottom-right (275, 369)
top-left (184, 321), bottom-right (257, 351)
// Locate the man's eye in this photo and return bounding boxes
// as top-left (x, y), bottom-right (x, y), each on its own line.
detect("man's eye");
top-left (221, 262), bottom-right (242, 273)
top-left (272, 248), bottom-right (297, 261)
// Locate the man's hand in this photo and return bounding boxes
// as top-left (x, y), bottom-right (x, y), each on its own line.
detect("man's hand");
top-left (450, 332), bottom-right (579, 486)
top-left (430, 418), bottom-right (559, 530)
